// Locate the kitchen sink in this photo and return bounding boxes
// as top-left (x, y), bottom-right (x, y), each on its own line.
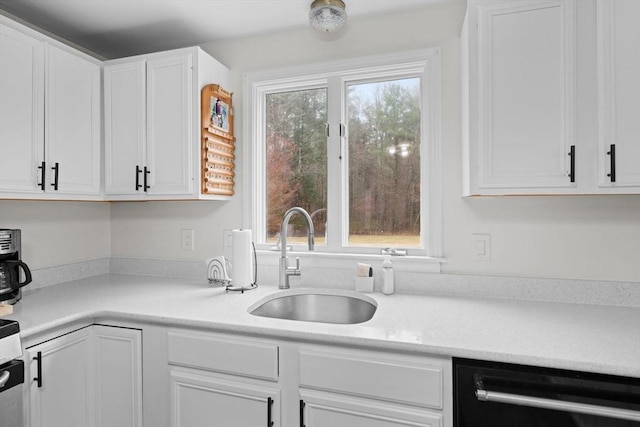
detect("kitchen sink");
top-left (248, 289), bottom-right (377, 324)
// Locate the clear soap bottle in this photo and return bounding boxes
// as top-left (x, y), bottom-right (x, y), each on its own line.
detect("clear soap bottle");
top-left (382, 256), bottom-right (394, 295)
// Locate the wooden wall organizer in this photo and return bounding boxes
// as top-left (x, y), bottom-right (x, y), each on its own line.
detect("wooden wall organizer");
top-left (201, 84), bottom-right (235, 196)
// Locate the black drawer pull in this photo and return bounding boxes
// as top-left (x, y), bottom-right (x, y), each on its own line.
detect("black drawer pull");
top-left (33, 351), bottom-right (42, 388)
top-left (143, 166), bottom-right (150, 192)
top-left (51, 162), bottom-right (59, 190)
top-left (568, 145), bottom-right (576, 183)
top-left (37, 162), bottom-right (46, 190)
top-left (300, 400), bottom-right (305, 427)
top-left (607, 144), bottom-right (616, 182)
top-left (135, 165), bottom-right (142, 191)
top-left (267, 397), bottom-right (274, 427)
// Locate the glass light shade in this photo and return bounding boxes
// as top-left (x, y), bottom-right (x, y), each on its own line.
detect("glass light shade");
top-left (309, 0), bottom-right (347, 33)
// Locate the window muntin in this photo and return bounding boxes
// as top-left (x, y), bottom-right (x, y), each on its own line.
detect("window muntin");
top-left (247, 50), bottom-right (442, 258)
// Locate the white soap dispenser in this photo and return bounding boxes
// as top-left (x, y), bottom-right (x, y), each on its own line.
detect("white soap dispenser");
top-left (382, 256), bottom-right (394, 295)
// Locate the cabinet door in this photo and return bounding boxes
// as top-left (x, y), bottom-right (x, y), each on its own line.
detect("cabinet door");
top-left (300, 390), bottom-right (442, 427)
top-left (170, 370), bottom-right (279, 427)
top-left (0, 22), bottom-right (45, 193)
top-left (104, 61), bottom-right (146, 195)
top-left (146, 54), bottom-right (193, 195)
top-left (26, 326), bottom-right (95, 427)
top-left (46, 44), bottom-right (101, 195)
top-left (94, 325), bottom-right (143, 427)
top-left (474, 0), bottom-right (576, 193)
top-left (597, 0), bottom-right (640, 190)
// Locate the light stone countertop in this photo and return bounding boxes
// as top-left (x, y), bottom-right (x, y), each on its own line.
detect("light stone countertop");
top-left (7, 273), bottom-right (640, 378)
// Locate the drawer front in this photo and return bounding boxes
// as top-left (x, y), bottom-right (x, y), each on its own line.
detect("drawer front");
top-left (300, 389), bottom-right (443, 427)
top-left (299, 347), bottom-right (446, 409)
top-left (167, 330), bottom-right (278, 381)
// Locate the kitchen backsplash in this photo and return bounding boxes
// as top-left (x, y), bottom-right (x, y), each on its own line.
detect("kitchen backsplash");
top-left (21, 257), bottom-right (640, 308)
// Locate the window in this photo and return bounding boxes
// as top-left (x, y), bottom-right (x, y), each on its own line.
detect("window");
top-left (246, 49), bottom-right (442, 257)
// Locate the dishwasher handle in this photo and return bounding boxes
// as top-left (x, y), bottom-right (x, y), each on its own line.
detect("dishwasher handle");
top-left (0, 360), bottom-right (24, 392)
top-left (474, 375), bottom-right (640, 422)
top-left (0, 370), bottom-right (10, 388)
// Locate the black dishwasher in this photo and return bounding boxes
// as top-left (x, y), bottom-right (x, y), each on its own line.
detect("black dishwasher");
top-left (454, 358), bottom-right (640, 427)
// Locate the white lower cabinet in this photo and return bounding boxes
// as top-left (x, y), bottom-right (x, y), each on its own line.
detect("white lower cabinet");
top-left (93, 325), bottom-right (143, 427)
top-left (298, 346), bottom-right (449, 427)
top-left (25, 325), bottom-right (142, 427)
top-left (166, 329), bottom-right (452, 427)
top-left (26, 326), bottom-right (95, 427)
top-left (167, 329), bottom-right (281, 427)
top-left (170, 370), bottom-right (280, 427)
top-left (300, 390), bottom-right (442, 427)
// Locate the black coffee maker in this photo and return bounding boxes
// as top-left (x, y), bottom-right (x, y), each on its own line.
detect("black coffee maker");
top-left (0, 229), bottom-right (32, 304)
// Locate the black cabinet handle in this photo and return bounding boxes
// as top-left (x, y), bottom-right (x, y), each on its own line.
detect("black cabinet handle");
top-left (135, 165), bottom-right (142, 191)
top-left (300, 400), bottom-right (305, 427)
top-left (51, 162), bottom-right (59, 190)
top-left (568, 145), bottom-right (576, 183)
top-left (607, 144), bottom-right (616, 182)
top-left (37, 162), bottom-right (46, 190)
top-left (33, 351), bottom-right (42, 388)
top-left (143, 166), bottom-right (150, 192)
top-left (267, 397), bottom-right (274, 427)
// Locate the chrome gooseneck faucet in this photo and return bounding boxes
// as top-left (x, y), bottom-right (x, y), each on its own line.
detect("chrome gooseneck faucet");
top-left (279, 207), bottom-right (315, 289)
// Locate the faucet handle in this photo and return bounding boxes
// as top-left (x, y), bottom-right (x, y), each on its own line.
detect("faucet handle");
top-left (286, 257), bottom-right (300, 274)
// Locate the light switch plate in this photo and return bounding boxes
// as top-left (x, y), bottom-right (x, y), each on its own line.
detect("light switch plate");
top-left (472, 233), bottom-right (491, 262)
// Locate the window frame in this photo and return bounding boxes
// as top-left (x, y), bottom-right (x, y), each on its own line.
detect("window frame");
top-left (244, 49), bottom-right (443, 261)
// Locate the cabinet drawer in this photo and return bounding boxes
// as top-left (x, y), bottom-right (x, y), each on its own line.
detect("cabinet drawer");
top-left (299, 347), bottom-right (446, 409)
top-left (167, 330), bottom-right (278, 381)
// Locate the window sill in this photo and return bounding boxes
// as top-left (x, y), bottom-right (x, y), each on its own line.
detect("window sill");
top-left (255, 249), bottom-right (445, 274)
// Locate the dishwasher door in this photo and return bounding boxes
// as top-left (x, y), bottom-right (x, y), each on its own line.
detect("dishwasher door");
top-left (0, 359), bottom-right (24, 427)
top-left (454, 358), bottom-right (640, 427)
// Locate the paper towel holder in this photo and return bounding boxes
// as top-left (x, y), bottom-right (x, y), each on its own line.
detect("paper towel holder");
top-left (225, 242), bottom-right (258, 293)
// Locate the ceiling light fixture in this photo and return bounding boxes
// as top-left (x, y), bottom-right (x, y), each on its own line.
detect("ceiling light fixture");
top-left (309, 0), bottom-right (347, 33)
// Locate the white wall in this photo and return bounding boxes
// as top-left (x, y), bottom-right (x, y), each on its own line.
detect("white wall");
top-left (109, 200), bottom-right (240, 262)
top-left (200, 2), bottom-right (637, 282)
top-left (2, 3), bottom-right (639, 282)
top-left (0, 201), bottom-right (110, 269)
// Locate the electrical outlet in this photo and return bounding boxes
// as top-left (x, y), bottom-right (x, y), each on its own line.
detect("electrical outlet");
top-left (223, 229), bottom-right (233, 258)
top-left (181, 228), bottom-right (194, 251)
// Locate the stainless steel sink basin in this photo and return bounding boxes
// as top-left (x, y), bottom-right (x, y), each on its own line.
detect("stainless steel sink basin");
top-left (248, 289), bottom-right (377, 324)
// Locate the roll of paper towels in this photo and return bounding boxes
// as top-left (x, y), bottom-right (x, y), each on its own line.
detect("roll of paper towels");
top-left (232, 229), bottom-right (253, 287)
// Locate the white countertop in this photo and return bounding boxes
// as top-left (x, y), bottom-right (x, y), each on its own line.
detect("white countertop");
top-left (7, 273), bottom-right (640, 377)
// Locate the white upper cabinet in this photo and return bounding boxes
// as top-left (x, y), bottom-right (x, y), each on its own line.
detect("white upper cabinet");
top-left (0, 16), bottom-right (101, 200)
top-left (104, 61), bottom-right (146, 194)
top-left (104, 47), bottom-right (230, 200)
top-left (596, 0), bottom-right (640, 190)
top-left (46, 44), bottom-right (101, 195)
top-left (2, 14), bottom-right (231, 201)
top-left (146, 54), bottom-right (193, 196)
top-left (463, 0), bottom-right (576, 195)
top-left (0, 22), bottom-right (44, 193)
top-left (463, 0), bottom-right (639, 195)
